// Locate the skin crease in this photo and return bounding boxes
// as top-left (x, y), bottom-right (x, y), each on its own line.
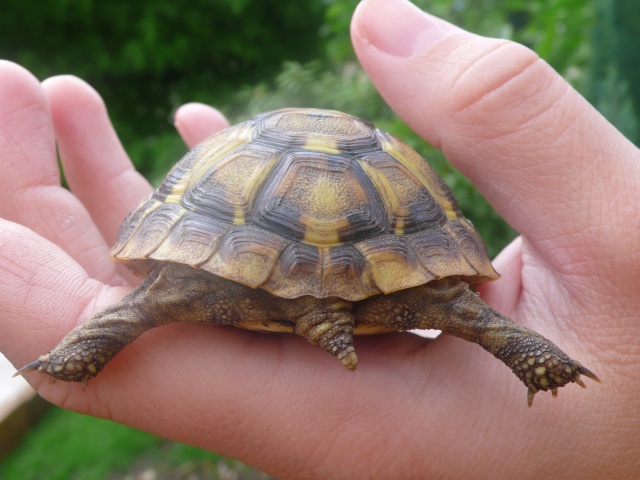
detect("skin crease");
top-left (1, 0), bottom-right (638, 477)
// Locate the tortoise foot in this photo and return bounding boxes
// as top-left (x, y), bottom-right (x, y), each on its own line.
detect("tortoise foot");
top-left (14, 338), bottom-right (120, 388)
top-left (516, 352), bottom-right (600, 406)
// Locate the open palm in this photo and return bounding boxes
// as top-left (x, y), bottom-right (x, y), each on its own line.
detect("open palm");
top-left (2, 1), bottom-right (638, 478)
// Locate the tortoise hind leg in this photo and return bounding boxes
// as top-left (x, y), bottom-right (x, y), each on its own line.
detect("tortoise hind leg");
top-left (353, 277), bottom-right (599, 405)
top-left (15, 263), bottom-right (284, 386)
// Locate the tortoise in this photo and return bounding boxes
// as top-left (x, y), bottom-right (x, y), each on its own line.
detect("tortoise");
top-left (16, 108), bottom-right (599, 405)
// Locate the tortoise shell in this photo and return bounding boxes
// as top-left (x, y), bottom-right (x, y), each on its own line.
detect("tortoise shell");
top-left (111, 108), bottom-right (498, 301)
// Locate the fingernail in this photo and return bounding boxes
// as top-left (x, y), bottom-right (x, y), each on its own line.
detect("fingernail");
top-left (356, 0), bottom-right (448, 57)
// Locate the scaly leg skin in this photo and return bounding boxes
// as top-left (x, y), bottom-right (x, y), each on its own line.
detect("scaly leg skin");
top-left (14, 263), bottom-right (284, 388)
top-left (353, 277), bottom-right (600, 406)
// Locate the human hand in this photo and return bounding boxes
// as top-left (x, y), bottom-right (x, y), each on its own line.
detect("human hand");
top-left (2, 0), bottom-right (638, 478)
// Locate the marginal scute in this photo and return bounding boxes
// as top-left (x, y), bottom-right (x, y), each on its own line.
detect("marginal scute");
top-left (111, 108), bottom-right (498, 299)
top-left (261, 242), bottom-right (323, 298)
top-left (262, 243), bottom-right (378, 300)
top-left (322, 244), bottom-right (378, 299)
top-left (200, 226), bottom-right (289, 289)
top-left (406, 227), bottom-right (478, 279)
top-left (150, 213), bottom-right (229, 267)
top-left (356, 236), bottom-right (434, 294)
top-left (111, 193), bottom-right (155, 256)
top-left (447, 219), bottom-right (499, 282)
top-left (115, 203), bottom-right (186, 260)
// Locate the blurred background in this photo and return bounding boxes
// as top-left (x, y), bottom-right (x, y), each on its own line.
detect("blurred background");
top-left (1, 0), bottom-right (638, 478)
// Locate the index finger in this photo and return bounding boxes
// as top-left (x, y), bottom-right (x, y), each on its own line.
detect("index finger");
top-left (43, 75), bottom-right (153, 246)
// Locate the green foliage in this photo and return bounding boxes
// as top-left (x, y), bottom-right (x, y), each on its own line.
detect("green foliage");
top-left (0, 407), bottom-right (267, 480)
top-left (0, 0), bottom-right (326, 178)
top-left (234, 60), bottom-right (387, 119)
top-left (0, 407), bottom-right (159, 480)
top-left (587, 0), bottom-right (640, 145)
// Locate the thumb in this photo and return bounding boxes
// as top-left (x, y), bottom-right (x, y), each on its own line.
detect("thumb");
top-left (351, 0), bottom-right (640, 287)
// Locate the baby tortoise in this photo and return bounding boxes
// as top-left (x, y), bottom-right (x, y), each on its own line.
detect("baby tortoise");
top-left (17, 108), bottom-right (599, 405)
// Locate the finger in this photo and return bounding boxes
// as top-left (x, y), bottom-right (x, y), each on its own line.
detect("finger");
top-left (42, 75), bottom-right (152, 246)
top-left (174, 102), bottom-right (229, 148)
top-left (0, 61), bottom-right (123, 283)
top-left (0, 219), bottom-right (130, 365)
top-left (351, 0), bottom-right (640, 283)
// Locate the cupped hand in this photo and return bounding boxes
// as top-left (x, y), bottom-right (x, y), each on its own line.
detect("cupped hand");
top-left (1, 0), bottom-right (638, 478)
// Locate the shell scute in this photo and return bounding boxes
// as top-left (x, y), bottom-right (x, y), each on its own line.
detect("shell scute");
top-left (200, 226), bottom-right (289, 289)
top-left (180, 144), bottom-right (278, 225)
top-left (253, 108), bottom-right (379, 153)
top-left (150, 212), bottom-right (228, 267)
top-left (355, 235), bottom-right (435, 294)
top-left (115, 202), bottom-right (186, 261)
top-left (357, 150), bottom-right (447, 235)
top-left (251, 150), bottom-right (387, 247)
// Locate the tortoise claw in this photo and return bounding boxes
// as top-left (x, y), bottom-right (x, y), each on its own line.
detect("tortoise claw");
top-left (578, 365), bottom-right (601, 384)
top-left (12, 357), bottom-right (45, 377)
top-left (574, 377), bottom-right (587, 389)
top-left (572, 364), bottom-right (601, 390)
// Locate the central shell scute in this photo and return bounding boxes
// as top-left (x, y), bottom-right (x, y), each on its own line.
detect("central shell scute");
top-left (252, 151), bottom-right (388, 247)
top-left (112, 108), bottom-right (499, 301)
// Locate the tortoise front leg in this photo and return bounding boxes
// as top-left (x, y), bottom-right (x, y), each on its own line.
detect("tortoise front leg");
top-left (15, 263), bottom-right (283, 387)
top-left (353, 277), bottom-right (599, 405)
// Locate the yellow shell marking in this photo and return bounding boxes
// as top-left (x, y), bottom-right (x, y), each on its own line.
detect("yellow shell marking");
top-left (233, 206), bottom-right (246, 225)
top-left (357, 160), bottom-right (404, 235)
top-left (214, 151), bottom-right (279, 225)
top-left (300, 169), bottom-right (353, 246)
top-left (380, 137), bottom-right (458, 220)
top-left (303, 137), bottom-right (341, 155)
top-left (162, 138), bottom-right (251, 204)
top-left (163, 124), bottom-right (256, 205)
top-left (164, 184), bottom-right (187, 204)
